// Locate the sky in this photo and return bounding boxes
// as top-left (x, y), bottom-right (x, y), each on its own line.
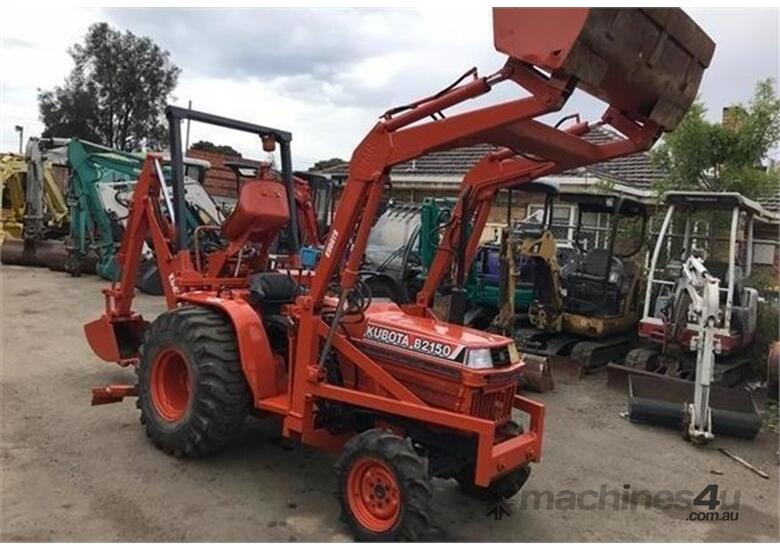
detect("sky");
top-left (1, 7), bottom-right (778, 169)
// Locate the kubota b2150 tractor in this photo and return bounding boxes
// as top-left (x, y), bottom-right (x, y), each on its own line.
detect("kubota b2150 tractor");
top-left (84, 8), bottom-right (713, 540)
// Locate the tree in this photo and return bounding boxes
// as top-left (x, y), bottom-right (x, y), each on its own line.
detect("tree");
top-left (190, 140), bottom-right (242, 157)
top-left (309, 157), bottom-right (347, 172)
top-left (652, 79), bottom-right (780, 200)
top-left (38, 22), bottom-right (180, 151)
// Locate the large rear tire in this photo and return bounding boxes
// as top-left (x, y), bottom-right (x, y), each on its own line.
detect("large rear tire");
top-left (336, 429), bottom-right (433, 541)
top-left (137, 306), bottom-right (250, 457)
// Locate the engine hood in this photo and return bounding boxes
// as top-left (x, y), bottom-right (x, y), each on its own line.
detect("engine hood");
top-left (353, 302), bottom-right (513, 363)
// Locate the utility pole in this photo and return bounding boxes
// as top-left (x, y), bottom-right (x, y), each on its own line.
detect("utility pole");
top-left (14, 125), bottom-right (23, 154)
top-left (184, 100), bottom-right (192, 151)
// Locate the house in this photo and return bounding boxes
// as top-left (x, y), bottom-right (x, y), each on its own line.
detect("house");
top-left (185, 148), bottom-right (266, 209)
top-left (316, 127), bottom-right (780, 275)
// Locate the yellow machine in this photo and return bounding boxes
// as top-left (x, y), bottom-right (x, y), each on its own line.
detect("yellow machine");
top-left (0, 154), bottom-right (27, 241)
top-left (0, 143), bottom-right (69, 244)
top-left (496, 190), bottom-right (650, 372)
top-left (1, 139), bottom-right (71, 265)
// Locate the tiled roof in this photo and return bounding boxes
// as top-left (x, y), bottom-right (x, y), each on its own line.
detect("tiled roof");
top-left (318, 127), bottom-right (664, 189)
top-left (758, 192), bottom-right (780, 212)
top-left (317, 128), bottom-right (780, 213)
top-left (187, 148), bottom-right (265, 199)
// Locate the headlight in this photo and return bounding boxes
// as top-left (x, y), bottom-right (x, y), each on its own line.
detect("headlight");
top-left (465, 348), bottom-right (493, 369)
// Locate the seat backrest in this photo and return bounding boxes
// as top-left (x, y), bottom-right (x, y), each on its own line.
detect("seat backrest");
top-left (221, 179), bottom-right (289, 244)
top-left (582, 249), bottom-right (610, 277)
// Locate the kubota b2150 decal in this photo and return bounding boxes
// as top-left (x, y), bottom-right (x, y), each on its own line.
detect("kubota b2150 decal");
top-left (363, 323), bottom-right (464, 361)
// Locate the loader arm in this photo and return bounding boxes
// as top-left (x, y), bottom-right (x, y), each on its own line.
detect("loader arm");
top-left (413, 7), bottom-right (715, 315)
top-left (300, 7), bottom-right (713, 395)
top-left (415, 101), bottom-right (681, 316)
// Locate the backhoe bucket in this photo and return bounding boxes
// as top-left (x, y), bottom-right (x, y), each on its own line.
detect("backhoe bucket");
top-left (493, 8), bottom-right (715, 131)
top-left (84, 314), bottom-right (148, 363)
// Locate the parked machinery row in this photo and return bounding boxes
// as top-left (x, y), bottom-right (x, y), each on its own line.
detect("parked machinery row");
top-left (1, 137), bottom-right (332, 293)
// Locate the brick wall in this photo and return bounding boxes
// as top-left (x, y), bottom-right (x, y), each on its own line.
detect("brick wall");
top-left (186, 149), bottom-right (263, 200)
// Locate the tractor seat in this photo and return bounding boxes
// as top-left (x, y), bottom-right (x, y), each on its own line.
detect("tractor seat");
top-left (248, 272), bottom-right (301, 313)
top-left (221, 180), bottom-right (290, 243)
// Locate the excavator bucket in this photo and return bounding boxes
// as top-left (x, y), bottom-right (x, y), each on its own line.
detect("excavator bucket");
top-left (493, 8), bottom-right (715, 131)
top-left (84, 314), bottom-right (148, 363)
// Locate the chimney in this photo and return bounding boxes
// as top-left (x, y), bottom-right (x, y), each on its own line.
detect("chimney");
top-left (722, 105), bottom-right (746, 131)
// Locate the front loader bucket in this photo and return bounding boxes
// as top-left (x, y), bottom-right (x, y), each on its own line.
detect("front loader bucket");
top-left (84, 314), bottom-right (148, 363)
top-left (493, 8), bottom-right (715, 131)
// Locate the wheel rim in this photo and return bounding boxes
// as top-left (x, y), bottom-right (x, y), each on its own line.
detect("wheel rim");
top-left (150, 347), bottom-right (191, 422)
top-left (347, 456), bottom-right (401, 533)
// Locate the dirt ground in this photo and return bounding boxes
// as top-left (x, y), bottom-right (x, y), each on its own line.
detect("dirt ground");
top-left (1, 264), bottom-right (778, 542)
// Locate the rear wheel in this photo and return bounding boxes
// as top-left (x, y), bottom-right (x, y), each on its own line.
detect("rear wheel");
top-left (336, 429), bottom-right (433, 541)
top-left (137, 306), bottom-right (250, 457)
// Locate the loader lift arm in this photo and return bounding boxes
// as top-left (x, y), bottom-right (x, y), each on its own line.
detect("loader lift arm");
top-left (314, 8), bottom-right (714, 325)
top-left (293, 9), bottom-right (715, 450)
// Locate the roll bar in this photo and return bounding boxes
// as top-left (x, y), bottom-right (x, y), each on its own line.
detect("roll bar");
top-left (165, 105), bottom-right (299, 253)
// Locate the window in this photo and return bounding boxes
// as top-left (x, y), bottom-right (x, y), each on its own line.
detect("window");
top-left (527, 204), bottom-right (575, 243)
top-left (754, 243), bottom-right (776, 265)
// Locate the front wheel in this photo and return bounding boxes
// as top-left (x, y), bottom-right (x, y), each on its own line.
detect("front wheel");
top-left (455, 421), bottom-right (530, 501)
top-left (456, 464), bottom-right (531, 502)
top-left (336, 429), bottom-right (433, 541)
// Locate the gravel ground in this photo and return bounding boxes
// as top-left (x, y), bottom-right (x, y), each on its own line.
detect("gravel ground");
top-left (1, 264), bottom-right (778, 542)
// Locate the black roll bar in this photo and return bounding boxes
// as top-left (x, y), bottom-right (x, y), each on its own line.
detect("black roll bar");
top-left (165, 105), bottom-right (299, 252)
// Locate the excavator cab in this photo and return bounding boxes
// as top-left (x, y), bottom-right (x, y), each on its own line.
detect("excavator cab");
top-left (614, 191), bottom-right (765, 442)
top-left (630, 192), bottom-right (762, 380)
top-left (500, 188), bottom-right (649, 372)
top-left (559, 193), bottom-right (647, 320)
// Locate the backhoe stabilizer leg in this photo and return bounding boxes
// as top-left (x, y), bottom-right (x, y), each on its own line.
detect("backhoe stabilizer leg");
top-left (91, 384), bottom-right (138, 406)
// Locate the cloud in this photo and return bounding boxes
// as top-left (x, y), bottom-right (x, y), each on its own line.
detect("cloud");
top-left (1, 8), bottom-right (99, 151)
top-left (687, 8), bottom-right (779, 117)
top-left (106, 8), bottom-right (420, 81)
top-left (3, 7), bottom-right (778, 165)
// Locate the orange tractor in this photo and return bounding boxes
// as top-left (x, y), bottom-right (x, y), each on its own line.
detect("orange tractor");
top-left (84, 8), bottom-right (713, 540)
